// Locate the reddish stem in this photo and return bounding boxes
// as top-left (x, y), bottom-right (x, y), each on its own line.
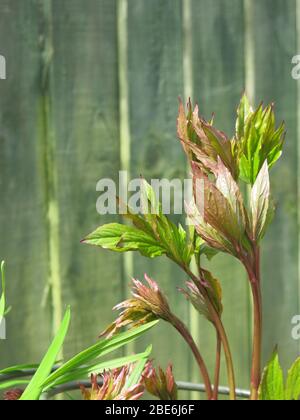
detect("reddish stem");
top-left (184, 268), bottom-right (236, 400)
top-left (213, 332), bottom-right (222, 400)
top-left (171, 315), bottom-right (213, 400)
top-left (241, 246), bottom-right (262, 401)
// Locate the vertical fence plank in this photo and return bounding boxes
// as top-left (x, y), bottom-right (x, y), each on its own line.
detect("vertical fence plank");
top-left (49, 0), bottom-right (122, 357)
top-left (182, 0), bottom-right (200, 397)
top-left (0, 0), bottom-right (52, 366)
top-left (190, 0), bottom-right (251, 390)
top-left (127, 0), bottom-right (191, 397)
top-left (297, 0), bottom-right (300, 357)
top-left (117, 0), bottom-right (134, 354)
top-left (252, 0), bottom-right (300, 369)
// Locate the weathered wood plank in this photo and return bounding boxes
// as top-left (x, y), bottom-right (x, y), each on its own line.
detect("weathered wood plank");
top-left (0, 0), bottom-right (52, 367)
top-left (252, 0), bottom-right (300, 369)
top-left (127, 0), bottom-right (191, 397)
top-left (49, 0), bottom-right (123, 358)
top-left (190, 0), bottom-right (251, 390)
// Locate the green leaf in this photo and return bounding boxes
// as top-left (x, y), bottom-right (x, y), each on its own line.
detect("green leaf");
top-left (202, 269), bottom-right (223, 317)
top-left (44, 346), bottom-right (152, 391)
top-left (125, 349), bottom-right (151, 389)
top-left (83, 223), bottom-right (165, 259)
top-left (0, 379), bottom-right (30, 391)
top-left (0, 261), bottom-right (6, 318)
top-left (84, 180), bottom-right (194, 267)
top-left (259, 350), bottom-right (285, 401)
top-left (0, 364), bottom-right (40, 377)
top-left (250, 161), bottom-right (274, 241)
top-left (193, 232), bottom-right (218, 260)
top-left (42, 320), bottom-right (158, 389)
top-left (239, 154), bottom-right (251, 184)
top-left (237, 99), bottom-right (285, 184)
top-left (285, 357), bottom-right (300, 400)
top-left (236, 94), bottom-right (253, 139)
top-left (20, 307), bottom-right (71, 400)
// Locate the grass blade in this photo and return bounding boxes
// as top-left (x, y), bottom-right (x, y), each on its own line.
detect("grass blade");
top-left (42, 320), bottom-right (158, 388)
top-left (0, 364), bottom-right (41, 377)
top-left (20, 307), bottom-right (71, 400)
top-left (0, 261), bottom-right (6, 318)
top-left (0, 379), bottom-right (30, 391)
top-left (125, 346), bottom-right (152, 389)
top-left (44, 347), bottom-right (152, 390)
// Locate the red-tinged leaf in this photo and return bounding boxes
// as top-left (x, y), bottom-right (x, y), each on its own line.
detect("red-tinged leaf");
top-left (178, 99), bottom-right (239, 179)
top-left (143, 362), bottom-right (178, 400)
top-left (216, 158), bottom-right (250, 236)
top-left (177, 99), bottom-right (190, 155)
top-left (216, 158), bottom-right (240, 212)
top-left (101, 275), bottom-right (171, 338)
top-left (186, 201), bottom-right (236, 256)
top-left (192, 163), bottom-right (242, 246)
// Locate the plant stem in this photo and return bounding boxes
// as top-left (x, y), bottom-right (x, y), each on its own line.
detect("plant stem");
top-left (250, 281), bottom-right (262, 400)
top-left (213, 332), bottom-right (222, 400)
top-left (241, 246), bottom-right (263, 401)
top-left (208, 302), bottom-right (236, 400)
top-left (171, 315), bottom-right (213, 400)
top-left (184, 268), bottom-right (236, 400)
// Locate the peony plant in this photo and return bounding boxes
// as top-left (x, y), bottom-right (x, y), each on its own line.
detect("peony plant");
top-left (83, 95), bottom-right (300, 401)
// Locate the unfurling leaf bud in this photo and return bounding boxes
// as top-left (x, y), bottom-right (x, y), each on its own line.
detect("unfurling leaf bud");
top-left (80, 366), bottom-right (144, 401)
top-left (101, 274), bottom-right (172, 338)
top-left (143, 362), bottom-right (178, 400)
top-left (180, 269), bottom-right (223, 323)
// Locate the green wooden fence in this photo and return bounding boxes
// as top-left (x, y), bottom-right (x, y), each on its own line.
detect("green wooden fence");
top-left (0, 0), bottom-right (299, 395)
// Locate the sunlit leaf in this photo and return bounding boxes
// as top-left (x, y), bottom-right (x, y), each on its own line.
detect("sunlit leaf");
top-left (0, 261), bottom-right (6, 318)
top-left (259, 350), bottom-right (285, 401)
top-left (236, 93), bottom-right (253, 139)
top-left (44, 346), bottom-right (152, 391)
top-left (125, 347), bottom-right (152, 389)
top-left (83, 223), bottom-right (165, 259)
top-left (84, 181), bottom-right (194, 267)
top-left (0, 379), bottom-right (29, 391)
top-left (285, 357), bottom-right (300, 400)
top-left (20, 307), bottom-right (71, 400)
top-left (236, 97), bottom-right (285, 184)
top-left (42, 320), bottom-right (158, 389)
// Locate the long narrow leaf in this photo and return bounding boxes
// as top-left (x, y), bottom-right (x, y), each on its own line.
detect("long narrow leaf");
top-left (0, 364), bottom-right (41, 377)
top-left (0, 261), bottom-right (6, 318)
top-left (125, 348), bottom-right (151, 389)
top-left (20, 307), bottom-right (71, 400)
top-left (0, 379), bottom-right (30, 391)
top-left (42, 320), bottom-right (158, 388)
top-left (44, 347), bottom-right (152, 391)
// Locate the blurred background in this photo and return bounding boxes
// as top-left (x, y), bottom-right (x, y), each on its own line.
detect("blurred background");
top-left (0, 0), bottom-right (299, 395)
